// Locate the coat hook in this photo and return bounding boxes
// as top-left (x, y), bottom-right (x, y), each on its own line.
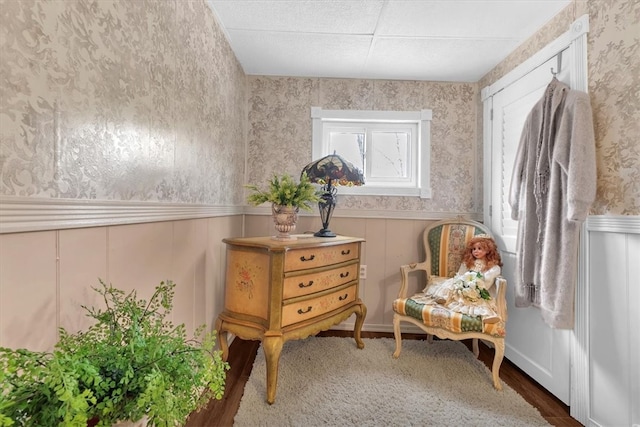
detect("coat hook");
top-left (551, 67), bottom-right (557, 76)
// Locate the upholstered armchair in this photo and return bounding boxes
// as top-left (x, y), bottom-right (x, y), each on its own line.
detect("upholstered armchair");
top-left (392, 217), bottom-right (507, 390)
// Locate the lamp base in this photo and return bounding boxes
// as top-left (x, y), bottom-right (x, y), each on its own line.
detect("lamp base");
top-left (314, 228), bottom-right (336, 238)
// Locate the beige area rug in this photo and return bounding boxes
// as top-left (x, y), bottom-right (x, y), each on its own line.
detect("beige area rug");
top-left (233, 337), bottom-right (551, 427)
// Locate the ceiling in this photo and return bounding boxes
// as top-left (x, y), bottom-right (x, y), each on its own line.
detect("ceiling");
top-left (206, 0), bottom-right (570, 82)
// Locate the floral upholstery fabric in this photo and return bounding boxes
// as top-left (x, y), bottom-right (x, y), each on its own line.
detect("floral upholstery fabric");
top-left (427, 224), bottom-right (485, 278)
top-left (393, 296), bottom-right (506, 337)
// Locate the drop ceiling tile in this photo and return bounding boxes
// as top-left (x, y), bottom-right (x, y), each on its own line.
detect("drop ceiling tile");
top-left (210, 0), bottom-right (384, 34)
top-left (228, 30), bottom-right (373, 78)
top-left (366, 37), bottom-right (521, 81)
top-left (207, 0), bottom-right (572, 82)
top-left (377, 0), bottom-right (571, 39)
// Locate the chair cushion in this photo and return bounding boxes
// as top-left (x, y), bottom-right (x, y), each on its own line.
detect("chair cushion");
top-left (393, 296), bottom-right (506, 337)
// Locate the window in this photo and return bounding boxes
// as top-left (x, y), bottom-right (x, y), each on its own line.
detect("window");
top-left (311, 107), bottom-right (432, 198)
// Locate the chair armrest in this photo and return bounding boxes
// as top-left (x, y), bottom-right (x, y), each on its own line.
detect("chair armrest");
top-left (398, 261), bottom-right (429, 299)
top-left (494, 276), bottom-right (508, 322)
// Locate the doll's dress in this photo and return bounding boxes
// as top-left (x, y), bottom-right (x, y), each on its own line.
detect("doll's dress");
top-left (412, 259), bottom-right (501, 324)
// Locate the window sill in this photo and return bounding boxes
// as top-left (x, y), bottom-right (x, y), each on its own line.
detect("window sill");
top-left (337, 186), bottom-right (432, 199)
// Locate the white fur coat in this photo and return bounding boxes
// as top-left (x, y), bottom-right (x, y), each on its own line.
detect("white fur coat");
top-left (509, 78), bottom-right (596, 329)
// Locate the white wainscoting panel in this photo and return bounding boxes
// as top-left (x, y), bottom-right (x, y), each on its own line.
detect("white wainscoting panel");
top-left (584, 215), bottom-right (640, 427)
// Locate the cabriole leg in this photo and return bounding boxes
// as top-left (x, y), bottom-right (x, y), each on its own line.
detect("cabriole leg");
top-left (392, 314), bottom-right (402, 358)
top-left (263, 333), bottom-right (284, 404)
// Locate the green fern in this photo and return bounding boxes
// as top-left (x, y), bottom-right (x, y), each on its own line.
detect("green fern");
top-left (0, 280), bottom-right (229, 426)
top-left (246, 172), bottom-right (322, 211)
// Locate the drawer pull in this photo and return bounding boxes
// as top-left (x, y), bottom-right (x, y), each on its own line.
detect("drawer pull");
top-left (299, 281), bottom-right (314, 288)
top-left (341, 249), bottom-right (351, 255)
top-left (339, 294), bottom-right (349, 301)
top-left (297, 306), bottom-right (312, 314)
top-left (340, 271), bottom-right (349, 278)
top-left (300, 254), bottom-right (315, 262)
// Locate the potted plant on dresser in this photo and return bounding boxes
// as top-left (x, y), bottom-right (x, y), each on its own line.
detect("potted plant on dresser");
top-left (0, 280), bottom-right (229, 427)
top-left (246, 172), bottom-right (322, 240)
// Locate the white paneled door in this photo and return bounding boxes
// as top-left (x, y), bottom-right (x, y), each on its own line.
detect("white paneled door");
top-left (486, 55), bottom-right (571, 404)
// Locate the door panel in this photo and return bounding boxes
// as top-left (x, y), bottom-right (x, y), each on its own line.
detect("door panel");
top-left (490, 58), bottom-right (556, 253)
top-left (488, 55), bottom-right (571, 404)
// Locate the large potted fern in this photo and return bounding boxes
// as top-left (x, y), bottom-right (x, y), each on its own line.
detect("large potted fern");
top-left (0, 280), bottom-right (228, 427)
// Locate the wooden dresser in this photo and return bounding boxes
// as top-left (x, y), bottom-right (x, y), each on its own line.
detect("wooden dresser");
top-left (215, 234), bottom-right (366, 404)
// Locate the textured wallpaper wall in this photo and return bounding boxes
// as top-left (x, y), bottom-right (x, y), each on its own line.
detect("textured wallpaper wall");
top-left (479, 0), bottom-right (639, 215)
top-left (247, 77), bottom-right (480, 215)
top-left (0, 0), bottom-right (247, 205)
top-left (1, 0), bottom-right (637, 216)
top-left (587, 0), bottom-right (639, 215)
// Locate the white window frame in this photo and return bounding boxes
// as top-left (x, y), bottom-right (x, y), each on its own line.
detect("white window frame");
top-left (311, 107), bottom-right (432, 198)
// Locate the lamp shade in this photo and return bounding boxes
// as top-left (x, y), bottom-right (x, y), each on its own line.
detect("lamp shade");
top-left (301, 154), bottom-right (364, 237)
top-left (301, 154), bottom-right (364, 187)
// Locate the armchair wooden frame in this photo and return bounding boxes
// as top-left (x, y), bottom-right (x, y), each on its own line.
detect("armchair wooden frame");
top-left (392, 217), bottom-right (507, 390)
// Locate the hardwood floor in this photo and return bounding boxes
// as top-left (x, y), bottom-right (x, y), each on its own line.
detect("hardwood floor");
top-left (185, 331), bottom-right (582, 427)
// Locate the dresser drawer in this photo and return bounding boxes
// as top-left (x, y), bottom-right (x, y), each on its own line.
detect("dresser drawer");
top-left (282, 262), bottom-right (358, 299)
top-left (281, 284), bottom-right (357, 327)
top-left (284, 242), bottom-right (359, 272)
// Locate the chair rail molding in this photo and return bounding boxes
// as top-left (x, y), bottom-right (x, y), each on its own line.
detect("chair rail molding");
top-left (246, 206), bottom-right (483, 222)
top-left (1, 195), bottom-right (484, 234)
top-left (0, 196), bottom-right (243, 234)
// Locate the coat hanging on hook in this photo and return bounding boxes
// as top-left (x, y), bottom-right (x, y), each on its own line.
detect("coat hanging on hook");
top-left (508, 78), bottom-right (596, 329)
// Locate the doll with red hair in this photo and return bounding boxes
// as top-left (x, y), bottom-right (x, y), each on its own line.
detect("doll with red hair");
top-left (414, 234), bottom-right (503, 324)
